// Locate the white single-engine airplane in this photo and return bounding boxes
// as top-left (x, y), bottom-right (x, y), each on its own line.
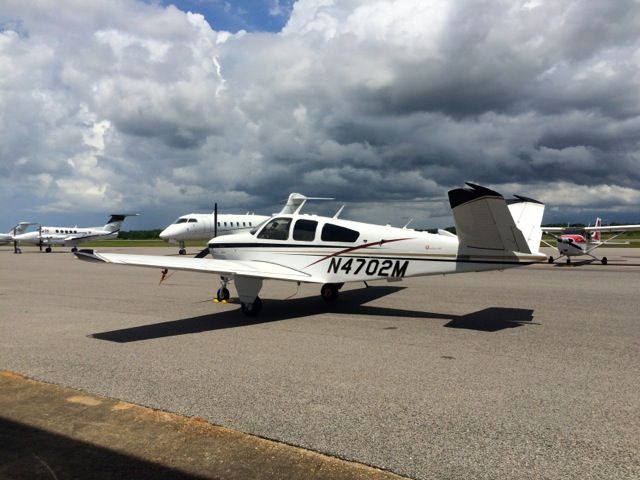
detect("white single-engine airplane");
top-left (159, 193), bottom-right (333, 254)
top-left (13, 214), bottom-right (138, 253)
top-left (543, 218), bottom-right (640, 264)
top-left (75, 184), bottom-right (547, 316)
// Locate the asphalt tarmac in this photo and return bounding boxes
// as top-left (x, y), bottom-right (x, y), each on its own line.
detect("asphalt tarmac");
top-left (1, 246), bottom-right (639, 479)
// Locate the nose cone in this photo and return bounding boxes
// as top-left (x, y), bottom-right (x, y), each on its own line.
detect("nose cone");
top-left (159, 227), bottom-right (172, 240)
top-left (159, 225), bottom-right (182, 241)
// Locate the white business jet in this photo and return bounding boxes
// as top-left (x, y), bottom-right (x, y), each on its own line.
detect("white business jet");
top-left (543, 218), bottom-right (640, 264)
top-left (75, 184), bottom-right (547, 316)
top-left (0, 222), bottom-right (36, 245)
top-left (13, 214), bottom-right (138, 253)
top-left (159, 193), bottom-right (333, 254)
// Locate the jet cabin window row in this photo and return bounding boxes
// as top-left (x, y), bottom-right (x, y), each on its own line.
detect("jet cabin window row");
top-left (257, 218), bottom-right (360, 243)
top-left (174, 218), bottom-right (255, 228)
top-left (55, 229), bottom-right (78, 234)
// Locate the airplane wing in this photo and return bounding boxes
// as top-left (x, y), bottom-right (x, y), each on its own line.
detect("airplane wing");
top-left (73, 250), bottom-right (318, 283)
top-left (583, 224), bottom-right (640, 233)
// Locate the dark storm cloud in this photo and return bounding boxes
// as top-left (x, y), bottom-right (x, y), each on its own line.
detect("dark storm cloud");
top-left (1, 0), bottom-right (639, 228)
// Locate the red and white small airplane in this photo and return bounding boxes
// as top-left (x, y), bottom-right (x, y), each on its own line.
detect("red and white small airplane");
top-left (543, 218), bottom-right (640, 264)
top-left (75, 184), bottom-right (547, 316)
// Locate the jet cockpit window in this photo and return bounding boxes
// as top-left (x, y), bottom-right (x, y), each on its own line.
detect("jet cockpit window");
top-left (257, 218), bottom-right (292, 240)
top-left (321, 223), bottom-right (359, 243)
top-left (175, 218), bottom-right (188, 224)
top-left (293, 219), bottom-right (318, 241)
top-left (187, 218), bottom-right (197, 223)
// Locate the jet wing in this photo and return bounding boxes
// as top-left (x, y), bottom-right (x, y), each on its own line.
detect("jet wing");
top-left (74, 250), bottom-right (317, 283)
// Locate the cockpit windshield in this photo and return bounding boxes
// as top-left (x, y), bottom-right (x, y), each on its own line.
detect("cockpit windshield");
top-left (257, 217), bottom-right (292, 240)
top-left (173, 218), bottom-right (188, 224)
top-left (250, 218), bottom-right (271, 235)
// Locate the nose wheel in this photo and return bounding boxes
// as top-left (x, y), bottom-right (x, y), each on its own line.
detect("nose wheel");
top-left (216, 287), bottom-right (230, 301)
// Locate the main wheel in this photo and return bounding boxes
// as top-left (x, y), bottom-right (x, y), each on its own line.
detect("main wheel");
top-left (548, 256), bottom-right (554, 264)
top-left (566, 258), bottom-right (570, 264)
top-left (71, 246), bottom-right (78, 253)
top-left (217, 287), bottom-right (230, 301)
top-left (179, 248), bottom-right (186, 255)
top-left (321, 284), bottom-right (339, 302)
top-left (601, 257), bottom-right (608, 265)
top-left (45, 246), bottom-right (52, 253)
top-left (240, 297), bottom-right (262, 316)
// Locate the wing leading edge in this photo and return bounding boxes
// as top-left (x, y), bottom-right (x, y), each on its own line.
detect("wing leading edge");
top-left (73, 250), bottom-right (317, 283)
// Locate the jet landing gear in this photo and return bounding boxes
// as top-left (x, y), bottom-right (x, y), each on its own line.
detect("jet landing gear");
top-left (601, 256), bottom-right (608, 265)
top-left (71, 246), bottom-right (78, 253)
top-left (178, 241), bottom-right (186, 255)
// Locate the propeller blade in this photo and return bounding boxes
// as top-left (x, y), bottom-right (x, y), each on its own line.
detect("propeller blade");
top-left (194, 247), bottom-right (210, 259)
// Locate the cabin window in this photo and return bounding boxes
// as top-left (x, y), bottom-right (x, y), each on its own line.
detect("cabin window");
top-left (257, 217), bottom-right (292, 240)
top-left (217, 222), bottom-right (221, 227)
top-left (55, 229), bottom-right (59, 233)
top-left (188, 218), bottom-right (197, 223)
top-left (321, 223), bottom-right (359, 243)
top-left (243, 222), bottom-right (246, 227)
top-left (224, 222), bottom-right (227, 227)
top-left (175, 218), bottom-right (188, 224)
top-left (249, 222), bottom-right (252, 226)
top-left (293, 219), bottom-right (317, 241)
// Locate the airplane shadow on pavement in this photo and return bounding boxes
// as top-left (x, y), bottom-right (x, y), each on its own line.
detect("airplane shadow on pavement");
top-left (90, 286), bottom-right (536, 343)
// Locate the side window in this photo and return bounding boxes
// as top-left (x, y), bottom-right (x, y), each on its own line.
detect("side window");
top-left (217, 222), bottom-right (220, 227)
top-left (188, 218), bottom-right (197, 223)
top-left (176, 218), bottom-right (188, 224)
top-left (293, 219), bottom-right (317, 241)
top-left (321, 223), bottom-right (359, 243)
top-left (257, 218), bottom-right (292, 240)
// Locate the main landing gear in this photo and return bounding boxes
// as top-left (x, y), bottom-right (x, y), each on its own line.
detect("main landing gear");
top-left (321, 283), bottom-right (341, 302)
top-left (71, 246), bottom-right (78, 253)
top-left (240, 297), bottom-right (262, 316)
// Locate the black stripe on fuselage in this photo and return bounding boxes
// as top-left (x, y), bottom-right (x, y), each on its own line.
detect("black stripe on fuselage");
top-left (208, 246), bottom-right (538, 266)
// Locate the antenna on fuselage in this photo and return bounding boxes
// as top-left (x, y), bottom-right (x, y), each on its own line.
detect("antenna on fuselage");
top-left (333, 205), bottom-right (345, 218)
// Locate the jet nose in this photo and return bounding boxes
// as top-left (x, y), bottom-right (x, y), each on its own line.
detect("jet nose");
top-left (159, 228), bottom-right (170, 240)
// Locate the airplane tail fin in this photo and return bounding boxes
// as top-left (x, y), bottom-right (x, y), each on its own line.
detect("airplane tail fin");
top-left (593, 217), bottom-right (602, 241)
top-left (448, 183), bottom-right (539, 255)
top-left (507, 196), bottom-right (545, 254)
top-left (103, 214), bottom-right (138, 233)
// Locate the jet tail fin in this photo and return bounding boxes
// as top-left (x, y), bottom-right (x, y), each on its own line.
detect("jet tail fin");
top-left (448, 183), bottom-right (533, 254)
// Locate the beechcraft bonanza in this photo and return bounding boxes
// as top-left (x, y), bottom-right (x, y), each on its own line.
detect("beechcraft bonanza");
top-left (13, 214), bottom-right (138, 253)
top-left (543, 218), bottom-right (640, 264)
top-left (159, 193), bottom-right (333, 254)
top-left (75, 184), bottom-right (547, 316)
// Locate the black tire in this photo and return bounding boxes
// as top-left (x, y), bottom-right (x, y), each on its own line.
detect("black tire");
top-left (321, 284), bottom-right (339, 302)
top-left (71, 247), bottom-right (78, 253)
top-left (217, 287), bottom-right (230, 301)
top-left (45, 247), bottom-right (52, 253)
top-left (179, 248), bottom-right (186, 255)
top-left (240, 297), bottom-right (262, 316)
top-left (548, 256), bottom-right (554, 264)
top-left (15, 248), bottom-right (22, 254)
top-left (566, 258), bottom-right (571, 264)
top-left (601, 257), bottom-right (608, 265)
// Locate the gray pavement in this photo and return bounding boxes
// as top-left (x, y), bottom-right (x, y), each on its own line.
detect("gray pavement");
top-left (1, 246), bottom-right (639, 479)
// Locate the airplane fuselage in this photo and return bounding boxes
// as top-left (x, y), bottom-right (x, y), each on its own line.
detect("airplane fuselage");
top-left (13, 226), bottom-right (118, 246)
top-left (160, 213), bottom-right (269, 243)
top-left (556, 234), bottom-right (600, 257)
top-left (209, 214), bottom-right (544, 284)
